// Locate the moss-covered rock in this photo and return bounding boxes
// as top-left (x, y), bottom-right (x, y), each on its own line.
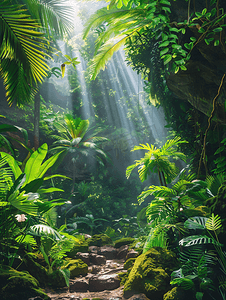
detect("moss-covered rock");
top-left (123, 247), bottom-right (180, 299)
top-left (23, 253), bottom-right (49, 286)
top-left (124, 258), bottom-right (136, 270)
top-left (163, 287), bottom-right (196, 300)
top-left (63, 258), bottom-right (88, 278)
top-left (114, 237), bottom-right (135, 249)
top-left (118, 271), bottom-right (129, 286)
top-left (87, 234), bottom-right (112, 247)
top-left (66, 242), bottom-right (89, 258)
top-left (0, 266), bottom-right (50, 300)
top-left (23, 253), bottom-right (67, 288)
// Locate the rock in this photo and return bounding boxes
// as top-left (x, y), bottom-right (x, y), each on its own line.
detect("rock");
top-left (124, 258), bottom-right (136, 271)
top-left (76, 252), bottom-right (90, 265)
top-left (0, 266), bottom-right (50, 300)
top-left (90, 253), bottom-right (106, 265)
top-left (62, 259), bottom-right (88, 278)
top-left (163, 287), bottom-right (195, 300)
top-left (90, 265), bottom-right (102, 274)
top-left (23, 253), bottom-right (49, 286)
top-left (87, 234), bottom-right (113, 247)
top-left (127, 294), bottom-right (150, 300)
top-left (89, 273), bottom-right (120, 291)
top-left (99, 245), bottom-right (117, 259)
top-left (66, 242), bottom-right (89, 258)
top-left (123, 247), bottom-right (180, 299)
top-left (114, 238), bottom-right (135, 249)
top-left (117, 245), bottom-right (129, 259)
top-left (89, 245), bottom-right (100, 254)
top-left (69, 279), bottom-right (89, 292)
top-left (28, 297), bottom-right (45, 300)
top-left (126, 249), bottom-right (139, 260)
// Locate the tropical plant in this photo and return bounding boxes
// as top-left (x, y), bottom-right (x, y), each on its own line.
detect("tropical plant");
top-left (0, 122), bottom-right (29, 156)
top-left (126, 136), bottom-right (187, 186)
top-left (0, 143), bottom-right (69, 265)
top-left (68, 214), bottom-right (109, 235)
top-left (0, 0), bottom-right (74, 106)
top-left (83, 0), bottom-right (226, 80)
top-left (50, 114), bottom-right (109, 191)
top-left (174, 214), bottom-right (226, 299)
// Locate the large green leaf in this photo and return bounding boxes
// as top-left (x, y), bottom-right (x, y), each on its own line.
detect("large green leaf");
top-left (0, 152), bottom-right (22, 179)
top-left (8, 190), bottom-right (38, 215)
top-left (24, 143), bottom-right (48, 184)
top-left (29, 224), bottom-right (62, 240)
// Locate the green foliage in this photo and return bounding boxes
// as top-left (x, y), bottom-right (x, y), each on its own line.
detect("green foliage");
top-left (126, 137), bottom-right (187, 185)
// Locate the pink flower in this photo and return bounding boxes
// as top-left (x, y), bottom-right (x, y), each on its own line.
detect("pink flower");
top-left (15, 214), bottom-right (27, 222)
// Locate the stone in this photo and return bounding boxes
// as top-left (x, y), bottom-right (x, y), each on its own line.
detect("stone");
top-left (0, 266), bottom-right (50, 300)
top-left (117, 245), bottom-right (129, 260)
top-left (76, 252), bottom-right (90, 265)
top-left (90, 253), bottom-right (106, 265)
top-left (89, 273), bottom-right (120, 292)
top-left (66, 242), bottom-right (89, 258)
top-left (99, 245), bottom-right (117, 259)
top-left (69, 279), bottom-right (89, 292)
top-left (62, 259), bottom-right (88, 278)
top-left (123, 247), bottom-right (180, 299)
top-left (87, 234), bottom-right (113, 247)
top-left (114, 238), bottom-right (135, 249)
top-left (89, 245), bottom-right (100, 254)
top-left (126, 249), bottom-right (139, 260)
top-left (90, 265), bottom-right (102, 274)
top-left (163, 287), bottom-right (195, 300)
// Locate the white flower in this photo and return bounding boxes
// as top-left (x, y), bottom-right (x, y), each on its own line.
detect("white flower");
top-left (15, 214), bottom-right (27, 222)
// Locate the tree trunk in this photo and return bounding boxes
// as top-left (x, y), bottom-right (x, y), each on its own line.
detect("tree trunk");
top-left (34, 92), bottom-right (40, 149)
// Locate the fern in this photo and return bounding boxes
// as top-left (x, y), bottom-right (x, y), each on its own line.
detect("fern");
top-left (206, 214), bottom-right (222, 231)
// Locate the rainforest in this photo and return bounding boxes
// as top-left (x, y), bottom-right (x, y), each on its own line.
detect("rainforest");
top-left (1, 0), bottom-right (226, 299)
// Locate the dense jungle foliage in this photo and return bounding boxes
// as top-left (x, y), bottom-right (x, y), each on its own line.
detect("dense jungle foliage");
top-left (1, 0), bottom-right (226, 299)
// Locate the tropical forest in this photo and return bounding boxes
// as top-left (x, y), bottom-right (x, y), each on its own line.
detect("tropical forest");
top-left (1, 0), bottom-right (226, 299)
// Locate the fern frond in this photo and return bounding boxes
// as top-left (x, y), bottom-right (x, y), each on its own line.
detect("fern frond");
top-left (206, 214), bottom-right (222, 231)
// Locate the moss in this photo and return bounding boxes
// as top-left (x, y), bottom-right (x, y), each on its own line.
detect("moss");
top-left (0, 266), bottom-right (50, 300)
top-left (48, 269), bottom-right (66, 288)
top-left (66, 242), bottom-right (89, 258)
top-left (87, 234), bottom-right (112, 247)
top-left (118, 271), bottom-right (129, 285)
top-left (114, 237), bottom-right (135, 249)
top-left (23, 253), bottom-right (49, 286)
top-left (163, 287), bottom-right (195, 300)
top-left (82, 298), bottom-right (90, 300)
top-left (123, 247), bottom-right (180, 300)
top-left (62, 258), bottom-right (88, 278)
top-left (124, 258), bottom-right (136, 270)
top-left (92, 298), bottom-right (103, 300)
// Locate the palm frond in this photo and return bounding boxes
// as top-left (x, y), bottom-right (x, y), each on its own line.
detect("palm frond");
top-left (184, 217), bottom-right (208, 230)
top-left (0, 1), bottom-right (49, 105)
top-left (29, 224), bottom-right (62, 240)
top-left (24, 0), bottom-right (74, 38)
top-left (179, 235), bottom-right (223, 247)
top-left (206, 214), bottom-right (222, 231)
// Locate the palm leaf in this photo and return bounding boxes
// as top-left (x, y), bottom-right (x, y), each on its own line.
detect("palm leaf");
top-left (0, 152), bottom-right (22, 179)
top-left (184, 217), bottom-right (208, 230)
top-left (206, 214), bottom-right (222, 231)
top-left (29, 224), bottom-right (62, 240)
top-left (0, 1), bottom-right (49, 105)
top-left (179, 235), bottom-right (223, 247)
top-left (24, 0), bottom-right (74, 38)
top-left (8, 190), bottom-right (38, 215)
